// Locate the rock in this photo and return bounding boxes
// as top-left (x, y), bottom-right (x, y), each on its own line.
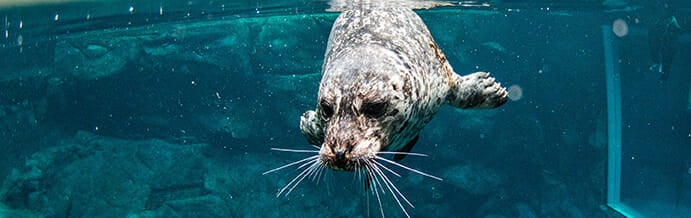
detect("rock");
top-left (198, 112), bottom-right (255, 139)
top-left (515, 203), bottom-right (537, 218)
top-left (0, 202), bottom-right (40, 218)
top-left (138, 20), bottom-right (253, 77)
top-left (441, 164), bottom-right (506, 195)
top-left (0, 131), bottom-right (216, 217)
top-left (54, 35), bottom-right (140, 79)
top-left (135, 195), bottom-right (232, 218)
top-left (253, 15), bottom-right (334, 75)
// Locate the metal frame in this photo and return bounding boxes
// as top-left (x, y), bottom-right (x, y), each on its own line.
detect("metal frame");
top-left (602, 25), bottom-right (643, 218)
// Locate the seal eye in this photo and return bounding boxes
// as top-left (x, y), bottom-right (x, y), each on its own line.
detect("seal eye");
top-left (362, 102), bottom-right (387, 118)
top-left (320, 101), bottom-right (334, 118)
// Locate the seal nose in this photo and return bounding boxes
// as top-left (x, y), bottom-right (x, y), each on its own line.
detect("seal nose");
top-left (334, 149), bottom-right (346, 167)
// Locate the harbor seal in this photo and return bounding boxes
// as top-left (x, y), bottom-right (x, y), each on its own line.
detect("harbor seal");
top-left (268, 6), bottom-right (507, 217)
top-left (300, 7), bottom-right (507, 170)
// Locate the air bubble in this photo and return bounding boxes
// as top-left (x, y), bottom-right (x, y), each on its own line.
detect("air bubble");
top-left (612, 19), bottom-right (628, 37)
top-left (508, 85), bottom-right (523, 101)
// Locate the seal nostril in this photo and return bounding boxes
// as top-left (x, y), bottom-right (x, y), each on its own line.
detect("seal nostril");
top-left (334, 150), bottom-right (346, 166)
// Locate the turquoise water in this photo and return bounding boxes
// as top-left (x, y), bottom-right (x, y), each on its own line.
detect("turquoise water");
top-left (1, 0), bottom-right (690, 217)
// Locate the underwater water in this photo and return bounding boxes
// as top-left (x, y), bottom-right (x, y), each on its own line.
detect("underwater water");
top-left (0, 0), bottom-right (690, 217)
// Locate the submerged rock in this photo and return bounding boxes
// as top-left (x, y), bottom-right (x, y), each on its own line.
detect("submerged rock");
top-left (55, 35), bottom-right (141, 79)
top-left (253, 15), bottom-right (333, 75)
top-left (0, 131), bottom-right (217, 217)
top-left (442, 164), bottom-right (506, 195)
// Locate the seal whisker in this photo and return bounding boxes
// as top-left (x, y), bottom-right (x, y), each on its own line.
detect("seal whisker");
top-left (270, 148), bottom-right (320, 153)
top-left (275, 162), bottom-right (310, 197)
top-left (366, 161), bottom-right (386, 195)
top-left (262, 155), bottom-right (318, 175)
top-left (375, 151), bottom-right (429, 157)
top-left (371, 160), bottom-right (414, 209)
top-left (276, 160), bottom-right (314, 197)
top-left (368, 160), bottom-right (412, 218)
top-left (294, 161), bottom-right (323, 192)
top-left (372, 160), bottom-right (401, 177)
top-left (296, 156), bottom-right (320, 169)
top-left (314, 165), bottom-right (324, 185)
top-left (364, 162), bottom-right (386, 218)
top-left (311, 162), bottom-right (325, 183)
top-left (375, 156), bottom-right (443, 181)
top-left (276, 159), bottom-right (319, 197)
top-left (356, 161), bottom-right (363, 183)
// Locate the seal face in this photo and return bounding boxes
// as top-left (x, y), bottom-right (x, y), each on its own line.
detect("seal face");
top-left (300, 8), bottom-right (508, 171)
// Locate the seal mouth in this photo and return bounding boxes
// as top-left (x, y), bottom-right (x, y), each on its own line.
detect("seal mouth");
top-left (320, 153), bottom-right (372, 171)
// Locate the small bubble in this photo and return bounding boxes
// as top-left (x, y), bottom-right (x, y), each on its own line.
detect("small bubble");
top-left (18, 21), bottom-right (22, 29)
top-left (17, 35), bottom-right (23, 46)
top-left (54, 13), bottom-right (59, 21)
top-left (159, 6), bottom-right (164, 15)
top-left (612, 19), bottom-right (628, 37)
top-left (129, 6), bottom-right (135, 14)
top-left (507, 84), bottom-right (523, 101)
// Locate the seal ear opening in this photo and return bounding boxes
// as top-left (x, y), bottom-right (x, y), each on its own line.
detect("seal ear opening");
top-left (446, 72), bottom-right (508, 109)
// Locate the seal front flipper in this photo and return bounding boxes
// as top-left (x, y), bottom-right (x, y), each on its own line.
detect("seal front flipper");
top-left (300, 110), bottom-right (324, 146)
top-left (393, 135), bottom-right (419, 162)
top-left (446, 72), bottom-right (508, 109)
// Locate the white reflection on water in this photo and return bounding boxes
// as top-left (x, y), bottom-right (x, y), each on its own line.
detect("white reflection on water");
top-left (327, 0), bottom-right (460, 11)
top-left (0, 0), bottom-right (115, 8)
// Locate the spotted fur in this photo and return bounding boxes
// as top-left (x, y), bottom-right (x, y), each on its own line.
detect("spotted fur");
top-left (299, 7), bottom-right (507, 171)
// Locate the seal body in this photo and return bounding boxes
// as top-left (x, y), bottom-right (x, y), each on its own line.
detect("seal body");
top-left (300, 7), bottom-right (507, 171)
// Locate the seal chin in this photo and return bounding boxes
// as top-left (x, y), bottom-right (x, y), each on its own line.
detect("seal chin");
top-left (319, 149), bottom-right (375, 171)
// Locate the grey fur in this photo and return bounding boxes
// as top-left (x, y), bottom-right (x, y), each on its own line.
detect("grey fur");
top-left (300, 7), bottom-right (507, 170)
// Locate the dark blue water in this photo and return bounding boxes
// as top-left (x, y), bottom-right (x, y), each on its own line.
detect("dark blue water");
top-left (0, 0), bottom-right (690, 217)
